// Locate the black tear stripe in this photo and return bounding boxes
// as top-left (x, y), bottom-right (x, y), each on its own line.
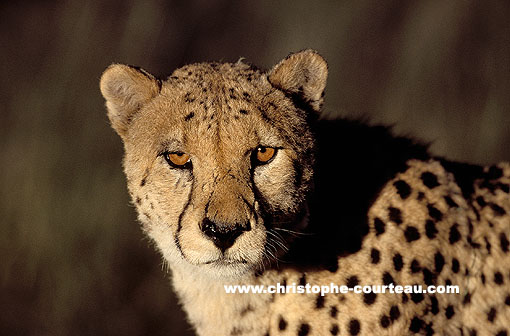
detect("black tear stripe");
top-left (249, 166), bottom-right (271, 231)
top-left (175, 177), bottom-right (195, 259)
top-left (242, 196), bottom-right (258, 224)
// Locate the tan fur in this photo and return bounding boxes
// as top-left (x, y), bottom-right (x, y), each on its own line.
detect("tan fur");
top-left (100, 51), bottom-right (510, 335)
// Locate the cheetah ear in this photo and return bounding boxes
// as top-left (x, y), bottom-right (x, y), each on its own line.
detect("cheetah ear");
top-left (268, 49), bottom-right (328, 112)
top-left (100, 64), bottom-right (161, 139)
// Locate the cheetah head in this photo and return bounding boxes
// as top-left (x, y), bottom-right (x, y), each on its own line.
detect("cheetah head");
top-left (100, 50), bottom-right (327, 279)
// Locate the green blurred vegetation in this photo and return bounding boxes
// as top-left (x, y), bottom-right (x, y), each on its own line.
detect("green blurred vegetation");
top-left (1, 0), bottom-right (509, 335)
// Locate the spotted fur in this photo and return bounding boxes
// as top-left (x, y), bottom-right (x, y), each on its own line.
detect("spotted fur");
top-left (100, 50), bottom-right (510, 335)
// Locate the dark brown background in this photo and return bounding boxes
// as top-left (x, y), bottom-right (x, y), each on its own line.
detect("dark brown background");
top-left (1, 1), bottom-right (509, 335)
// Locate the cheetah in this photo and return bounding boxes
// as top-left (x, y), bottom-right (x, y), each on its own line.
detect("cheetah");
top-left (100, 50), bottom-right (510, 335)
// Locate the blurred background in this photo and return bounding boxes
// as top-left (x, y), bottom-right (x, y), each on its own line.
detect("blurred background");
top-left (1, 0), bottom-right (509, 335)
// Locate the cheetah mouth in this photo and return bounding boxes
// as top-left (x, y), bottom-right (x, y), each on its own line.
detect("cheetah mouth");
top-left (202, 258), bottom-right (249, 266)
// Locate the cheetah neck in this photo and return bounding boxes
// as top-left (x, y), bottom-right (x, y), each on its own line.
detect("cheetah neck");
top-left (171, 262), bottom-right (273, 336)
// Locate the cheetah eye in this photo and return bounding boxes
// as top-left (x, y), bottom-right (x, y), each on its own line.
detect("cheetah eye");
top-left (252, 146), bottom-right (277, 166)
top-left (163, 152), bottom-right (192, 169)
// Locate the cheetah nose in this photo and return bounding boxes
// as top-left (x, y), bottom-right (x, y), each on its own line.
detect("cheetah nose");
top-left (201, 218), bottom-right (250, 252)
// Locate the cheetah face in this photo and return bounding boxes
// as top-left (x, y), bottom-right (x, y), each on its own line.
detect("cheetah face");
top-left (100, 51), bottom-right (327, 279)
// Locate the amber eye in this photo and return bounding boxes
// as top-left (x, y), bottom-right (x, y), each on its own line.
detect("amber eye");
top-left (253, 146), bottom-right (276, 165)
top-left (164, 152), bottom-right (191, 168)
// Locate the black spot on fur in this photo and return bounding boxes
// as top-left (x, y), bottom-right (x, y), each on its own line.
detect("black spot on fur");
top-left (427, 204), bottom-right (443, 221)
top-left (468, 218), bottom-right (474, 234)
top-left (495, 331), bottom-right (507, 336)
top-left (184, 111), bottom-right (195, 121)
top-left (390, 305), bottom-right (400, 321)
top-left (500, 233), bottom-right (509, 253)
top-left (382, 272), bottom-right (394, 286)
top-left (434, 252), bottom-right (445, 274)
top-left (330, 306), bottom-right (338, 318)
top-left (485, 237), bottom-right (492, 254)
top-left (136, 197), bottom-right (141, 204)
top-left (393, 253), bottom-right (403, 271)
top-left (228, 88), bottom-right (235, 98)
top-left (504, 295), bottom-right (510, 306)
top-left (330, 324), bottom-right (339, 335)
top-left (346, 276), bottom-right (359, 288)
top-left (411, 292), bottom-right (424, 304)
top-left (363, 292), bottom-right (377, 305)
top-left (405, 226), bottom-right (421, 242)
top-left (370, 248), bottom-right (380, 264)
top-left (298, 323), bottom-right (310, 336)
top-left (444, 196), bottom-right (458, 208)
top-left (490, 203), bottom-right (506, 216)
top-left (463, 292), bottom-right (471, 305)
top-left (394, 180), bottom-right (411, 199)
top-left (388, 207), bottom-right (403, 225)
top-left (451, 258), bottom-right (460, 273)
top-left (316, 294), bottom-right (325, 309)
top-left (417, 192), bottom-right (425, 200)
top-left (410, 259), bottom-right (421, 273)
top-left (239, 109), bottom-right (249, 115)
top-left (348, 319), bottom-right (360, 335)
top-left (476, 196), bottom-right (487, 207)
top-left (409, 317), bottom-right (424, 333)
top-left (487, 307), bottom-right (497, 322)
top-left (425, 220), bottom-right (438, 239)
top-left (380, 315), bottom-right (390, 328)
top-left (445, 305), bottom-right (455, 319)
top-left (468, 236), bottom-right (481, 249)
top-left (430, 296), bottom-right (439, 314)
top-left (421, 172), bottom-right (440, 188)
top-left (374, 217), bottom-right (385, 235)
top-left (449, 224), bottom-right (461, 244)
top-left (494, 271), bottom-right (504, 285)
top-left (278, 316), bottom-right (287, 330)
top-left (140, 178), bottom-right (146, 187)
top-left (481, 273), bottom-right (486, 284)
top-left (422, 268), bottom-right (435, 286)
top-left (424, 323), bottom-right (435, 336)
top-left (498, 182), bottom-right (510, 193)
